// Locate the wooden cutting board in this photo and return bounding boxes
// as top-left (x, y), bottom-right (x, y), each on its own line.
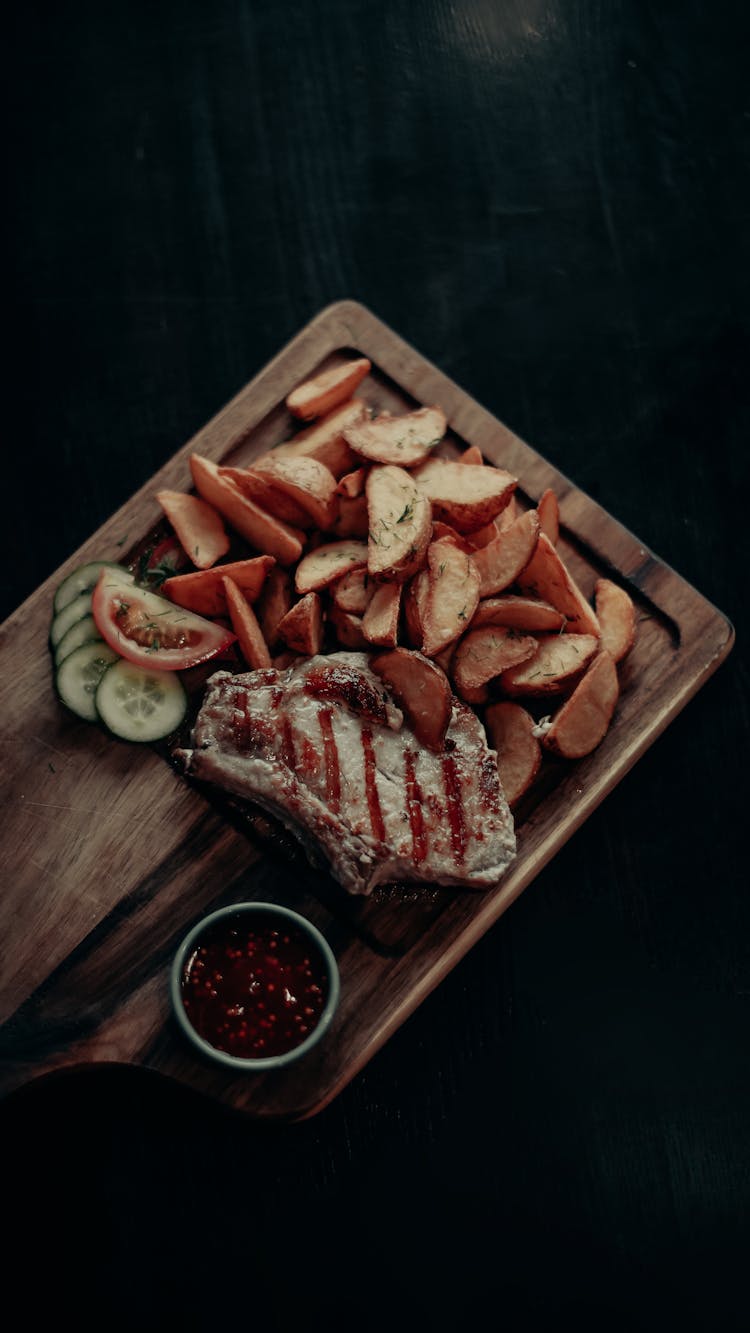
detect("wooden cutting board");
top-left (0, 300), bottom-right (734, 1118)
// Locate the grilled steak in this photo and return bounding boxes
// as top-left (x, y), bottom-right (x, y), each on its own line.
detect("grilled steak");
top-left (178, 652), bottom-right (516, 895)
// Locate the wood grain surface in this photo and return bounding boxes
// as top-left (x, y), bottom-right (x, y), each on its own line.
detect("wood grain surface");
top-left (0, 301), bottom-right (733, 1117)
top-left (4, 4), bottom-right (749, 1327)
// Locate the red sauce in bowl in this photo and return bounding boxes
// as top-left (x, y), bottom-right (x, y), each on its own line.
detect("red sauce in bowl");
top-left (180, 913), bottom-right (330, 1060)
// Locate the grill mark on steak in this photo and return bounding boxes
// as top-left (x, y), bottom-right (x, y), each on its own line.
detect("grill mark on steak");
top-left (281, 715), bottom-right (296, 772)
top-left (235, 691), bottom-right (274, 753)
top-left (247, 669), bottom-right (279, 690)
top-left (403, 749), bottom-right (427, 864)
top-left (361, 727), bottom-right (386, 843)
top-left (304, 662), bottom-right (390, 726)
top-left (300, 735), bottom-right (320, 782)
top-left (441, 753), bottom-right (468, 863)
top-left (317, 706), bottom-right (341, 814)
top-left (179, 655), bottom-right (516, 895)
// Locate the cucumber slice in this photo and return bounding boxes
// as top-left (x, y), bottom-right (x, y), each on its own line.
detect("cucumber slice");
top-left (50, 567), bottom-right (134, 648)
top-left (53, 561), bottom-right (131, 615)
top-left (56, 642), bottom-right (119, 722)
top-left (95, 660), bottom-right (188, 742)
top-left (49, 591), bottom-right (95, 648)
top-left (54, 615), bottom-right (102, 666)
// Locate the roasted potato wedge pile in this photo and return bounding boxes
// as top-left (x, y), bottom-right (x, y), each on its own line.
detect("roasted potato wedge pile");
top-left (151, 356), bottom-right (638, 799)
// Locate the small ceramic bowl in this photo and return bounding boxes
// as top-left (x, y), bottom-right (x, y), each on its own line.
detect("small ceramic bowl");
top-left (170, 901), bottom-right (340, 1071)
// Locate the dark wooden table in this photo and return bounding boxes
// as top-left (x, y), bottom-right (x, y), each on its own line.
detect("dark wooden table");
top-left (4, 3), bottom-right (748, 1329)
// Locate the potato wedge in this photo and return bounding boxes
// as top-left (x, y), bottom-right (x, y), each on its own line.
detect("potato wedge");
top-left (496, 494), bottom-right (520, 533)
top-left (517, 533), bottom-right (601, 636)
top-left (328, 604), bottom-right (369, 649)
top-left (255, 565), bottom-right (293, 649)
top-left (471, 509), bottom-right (540, 597)
top-left (366, 464), bottom-right (432, 583)
top-left (404, 568), bottom-right (429, 648)
top-left (371, 647), bottom-right (452, 751)
top-left (537, 488), bottom-right (560, 544)
top-left (155, 490), bottom-right (230, 569)
top-left (499, 633), bottom-right (599, 697)
top-left (295, 540), bottom-right (368, 594)
top-left (286, 357), bottom-right (371, 420)
top-left (331, 567), bottom-right (373, 615)
top-left (336, 467), bottom-right (367, 498)
top-left (484, 701), bottom-right (542, 807)
top-left (431, 521), bottom-right (473, 552)
top-left (452, 627), bottom-right (537, 694)
top-left (433, 642), bottom-right (457, 676)
top-left (468, 519), bottom-right (501, 549)
top-left (251, 453), bottom-right (338, 530)
top-left (190, 454), bottom-right (304, 566)
top-left (454, 680), bottom-right (489, 705)
top-left (218, 465), bottom-right (313, 530)
top-left (273, 649), bottom-right (302, 670)
top-left (594, 578), bottom-right (636, 663)
top-left (328, 491), bottom-right (369, 538)
top-left (470, 594), bottom-right (566, 633)
top-left (163, 555), bottom-right (275, 617)
top-left (362, 581), bottom-right (402, 647)
top-left (457, 445), bottom-right (483, 465)
top-left (421, 538), bottom-right (481, 658)
top-left (413, 457), bottom-right (517, 532)
top-left (277, 592), bottom-right (324, 656)
top-left (222, 576), bottom-right (272, 670)
top-left (542, 650), bottom-right (619, 758)
top-left (344, 406), bottom-right (446, 467)
top-left (272, 398), bottom-right (366, 477)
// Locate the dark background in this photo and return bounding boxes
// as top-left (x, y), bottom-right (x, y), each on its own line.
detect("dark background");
top-left (3, 1), bottom-right (749, 1329)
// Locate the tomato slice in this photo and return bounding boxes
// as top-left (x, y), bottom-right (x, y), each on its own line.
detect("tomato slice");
top-left (92, 572), bottom-right (235, 671)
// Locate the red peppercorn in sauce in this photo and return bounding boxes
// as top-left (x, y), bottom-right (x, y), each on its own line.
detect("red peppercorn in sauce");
top-left (180, 913), bottom-right (329, 1059)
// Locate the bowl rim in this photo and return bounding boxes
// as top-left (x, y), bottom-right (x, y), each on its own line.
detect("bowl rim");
top-left (170, 901), bottom-right (340, 1072)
